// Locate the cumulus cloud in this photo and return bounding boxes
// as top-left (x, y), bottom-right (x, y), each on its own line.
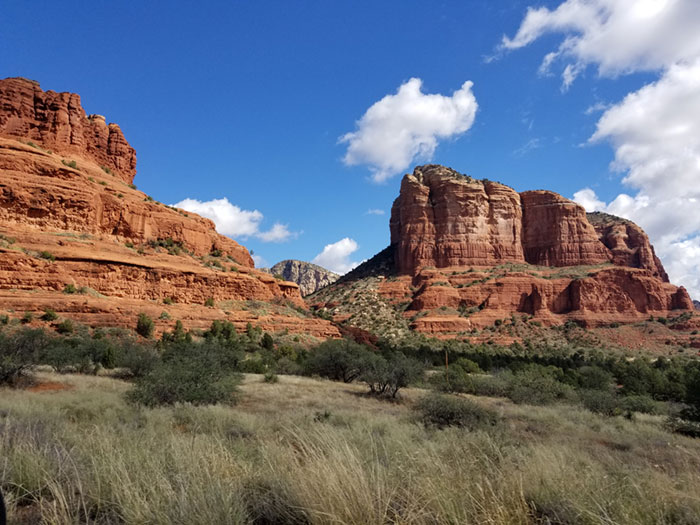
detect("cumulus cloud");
top-left (502, 0), bottom-right (700, 88)
top-left (340, 78), bottom-right (478, 182)
top-left (312, 238), bottom-right (360, 275)
top-left (172, 197), bottom-right (296, 243)
top-left (572, 188), bottom-right (606, 212)
top-left (257, 223), bottom-right (297, 243)
top-left (508, 0), bottom-right (700, 298)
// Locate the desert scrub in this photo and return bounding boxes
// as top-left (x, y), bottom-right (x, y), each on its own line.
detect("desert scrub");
top-left (127, 341), bottom-right (242, 406)
top-left (3, 371), bottom-right (699, 524)
top-left (135, 313), bottom-right (154, 338)
top-left (416, 393), bottom-right (499, 429)
top-left (40, 308), bottom-right (58, 322)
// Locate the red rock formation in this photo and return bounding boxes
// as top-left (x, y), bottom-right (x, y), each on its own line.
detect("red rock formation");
top-left (587, 211), bottom-right (669, 282)
top-left (316, 164), bottom-right (695, 340)
top-left (0, 78), bottom-right (339, 338)
top-left (0, 77), bottom-right (136, 183)
top-left (521, 191), bottom-right (610, 267)
top-left (390, 165), bottom-right (524, 274)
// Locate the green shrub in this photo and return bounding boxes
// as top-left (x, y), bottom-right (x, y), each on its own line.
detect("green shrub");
top-left (127, 343), bottom-right (242, 407)
top-left (507, 365), bottom-right (574, 405)
top-left (63, 284), bottom-right (78, 294)
top-left (454, 358), bottom-right (482, 374)
top-left (429, 364), bottom-right (473, 393)
top-left (580, 389), bottom-right (620, 416)
top-left (114, 341), bottom-right (159, 378)
top-left (261, 332), bottom-right (274, 350)
top-left (39, 250), bottom-right (55, 261)
top-left (61, 159), bottom-right (78, 169)
top-left (21, 311), bottom-right (33, 324)
top-left (304, 339), bottom-right (369, 383)
top-left (55, 319), bottom-right (74, 334)
top-left (263, 371), bottom-right (279, 383)
top-left (0, 315), bottom-right (8, 325)
top-left (416, 393), bottom-right (499, 429)
top-left (163, 297), bottom-right (174, 305)
top-left (361, 352), bottom-right (423, 398)
top-left (204, 297), bottom-right (215, 307)
top-left (136, 313), bottom-right (154, 338)
top-left (574, 365), bottom-right (614, 390)
top-left (159, 311), bottom-right (170, 320)
top-left (620, 394), bottom-right (660, 415)
top-left (40, 308), bottom-right (58, 322)
top-left (0, 328), bottom-right (49, 385)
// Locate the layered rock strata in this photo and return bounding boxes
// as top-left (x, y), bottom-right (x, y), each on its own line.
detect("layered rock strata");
top-left (0, 77), bottom-right (136, 183)
top-left (390, 165), bottom-right (613, 274)
top-left (0, 78), bottom-right (338, 338)
top-left (314, 165), bottom-right (694, 338)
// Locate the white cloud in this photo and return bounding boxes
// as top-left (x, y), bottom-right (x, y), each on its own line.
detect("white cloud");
top-left (508, 0), bottom-right (700, 298)
top-left (172, 197), bottom-right (296, 243)
top-left (257, 223), bottom-right (296, 243)
top-left (366, 208), bottom-right (385, 216)
top-left (502, 0), bottom-right (700, 88)
top-left (312, 237), bottom-right (360, 275)
top-left (340, 78), bottom-right (478, 182)
top-left (572, 188), bottom-right (606, 212)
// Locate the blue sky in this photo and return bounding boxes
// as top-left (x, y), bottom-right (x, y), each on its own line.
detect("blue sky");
top-left (2, 1), bottom-right (699, 297)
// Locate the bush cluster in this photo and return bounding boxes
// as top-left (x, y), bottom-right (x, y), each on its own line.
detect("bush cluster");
top-left (304, 339), bottom-right (424, 398)
top-left (416, 393), bottom-right (499, 429)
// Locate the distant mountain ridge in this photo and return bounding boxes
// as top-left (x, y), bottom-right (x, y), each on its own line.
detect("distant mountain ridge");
top-left (264, 260), bottom-right (339, 296)
top-left (694, 300), bottom-right (700, 311)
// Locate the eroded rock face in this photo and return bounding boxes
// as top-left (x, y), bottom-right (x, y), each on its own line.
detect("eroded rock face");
top-left (390, 166), bottom-right (615, 275)
top-left (0, 77), bottom-right (136, 183)
top-left (587, 211), bottom-right (669, 282)
top-left (266, 260), bottom-right (339, 296)
top-left (314, 165), bottom-right (694, 339)
top-left (390, 165), bottom-right (524, 274)
top-left (520, 191), bottom-right (610, 267)
top-left (0, 79), bottom-right (339, 338)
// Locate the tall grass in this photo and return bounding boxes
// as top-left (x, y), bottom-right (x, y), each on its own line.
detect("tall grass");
top-left (1, 373), bottom-right (700, 524)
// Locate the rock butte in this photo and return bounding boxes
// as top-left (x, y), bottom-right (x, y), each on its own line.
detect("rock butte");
top-left (0, 77), bottom-right (339, 338)
top-left (314, 165), bottom-right (694, 338)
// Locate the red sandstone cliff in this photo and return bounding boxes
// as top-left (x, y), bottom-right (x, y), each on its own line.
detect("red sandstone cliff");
top-left (0, 77), bottom-right (136, 184)
top-left (0, 78), bottom-right (339, 338)
top-left (389, 165), bottom-right (613, 274)
top-left (315, 165), bottom-right (694, 338)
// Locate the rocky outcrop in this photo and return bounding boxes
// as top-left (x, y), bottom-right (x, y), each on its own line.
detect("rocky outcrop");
top-left (390, 166), bottom-right (524, 274)
top-left (0, 78), bottom-right (136, 183)
top-left (0, 78), bottom-right (339, 338)
top-left (587, 211), bottom-right (669, 282)
top-left (314, 164), bottom-right (694, 340)
top-left (390, 165), bottom-right (614, 275)
top-left (266, 260), bottom-right (339, 296)
top-left (520, 191), bottom-right (610, 267)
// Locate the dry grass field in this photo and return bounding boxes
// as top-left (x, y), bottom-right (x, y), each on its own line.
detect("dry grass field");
top-left (2, 371), bottom-right (700, 524)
